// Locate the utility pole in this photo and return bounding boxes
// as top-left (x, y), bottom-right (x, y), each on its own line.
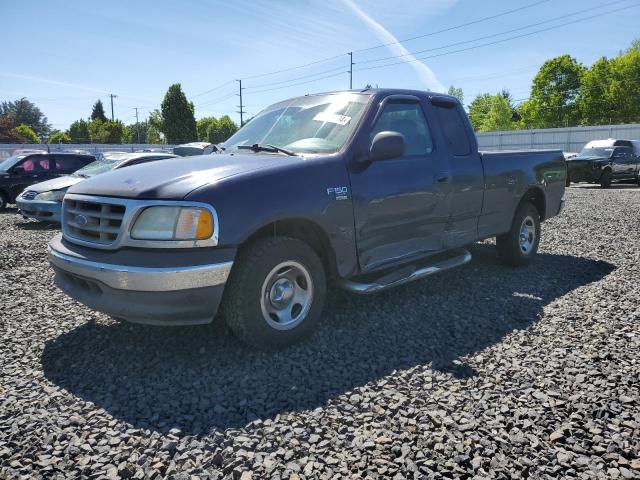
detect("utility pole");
top-left (133, 107), bottom-right (141, 144)
top-left (109, 94), bottom-right (117, 121)
top-left (348, 52), bottom-right (354, 89)
top-left (236, 79), bottom-right (245, 126)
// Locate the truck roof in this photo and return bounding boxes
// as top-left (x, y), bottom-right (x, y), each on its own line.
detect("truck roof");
top-left (306, 88), bottom-right (461, 103)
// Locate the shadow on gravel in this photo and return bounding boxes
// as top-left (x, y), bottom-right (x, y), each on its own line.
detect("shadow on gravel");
top-left (41, 245), bottom-right (614, 435)
top-left (15, 221), bottom-right (60, 231)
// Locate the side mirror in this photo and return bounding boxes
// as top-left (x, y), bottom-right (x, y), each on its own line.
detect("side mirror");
top-left (12, 166), bottom-right (25, 175)
top-left (370, 131), bottom-right (405, 162)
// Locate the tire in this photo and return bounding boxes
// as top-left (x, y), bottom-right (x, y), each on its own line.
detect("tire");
top-left (0, 191), bottom-right (7, 211)
top-left (600, 170), bottom-right (612, 189)
top-left (221, 236), bottom-right (326, 349)
top-left (496, 202), bottom-right (541, 267)
top-left (565, 173), bottom-right (571, 187)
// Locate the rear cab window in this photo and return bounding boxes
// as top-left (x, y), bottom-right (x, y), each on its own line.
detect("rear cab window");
top-left (433, 104), bottom-right (472, 156)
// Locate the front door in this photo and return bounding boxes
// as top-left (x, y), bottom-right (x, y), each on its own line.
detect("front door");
top-left (350, 97), bottom-right (450, 272)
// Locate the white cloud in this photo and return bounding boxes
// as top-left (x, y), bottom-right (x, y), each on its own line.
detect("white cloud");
top-left (339, 0), bottom-right (446, 92)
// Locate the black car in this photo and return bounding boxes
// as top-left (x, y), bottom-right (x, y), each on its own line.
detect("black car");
top-left (0, 152), bottom-right (95, 210)
top-left (566, 145), bottom-right (639, 188)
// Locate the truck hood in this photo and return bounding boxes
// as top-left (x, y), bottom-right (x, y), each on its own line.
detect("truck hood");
top-left (26, 175), bottom-right (84, 193)
top-left (67, 153), bottom-right (305, 199)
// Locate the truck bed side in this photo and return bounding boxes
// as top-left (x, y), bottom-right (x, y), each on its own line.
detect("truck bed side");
top-left (478, 150), bottom-right (566, 238)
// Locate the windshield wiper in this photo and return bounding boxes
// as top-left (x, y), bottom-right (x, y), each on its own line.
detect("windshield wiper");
top-left (237, 143), bottom-right (296, 156)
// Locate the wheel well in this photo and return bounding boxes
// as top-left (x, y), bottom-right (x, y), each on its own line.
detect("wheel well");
top-left (242, 219), bottom-right (338, 278)
top-left (521, 187), bottom-right (545, 221)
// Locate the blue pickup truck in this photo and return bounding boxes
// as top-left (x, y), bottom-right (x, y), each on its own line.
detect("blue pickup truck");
top-left (48, 89), bottom-right (566, 348)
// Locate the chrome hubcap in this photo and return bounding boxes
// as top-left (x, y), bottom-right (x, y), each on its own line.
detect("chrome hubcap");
top-left (519, 215), bottom-right (536, 254)
top-left (260, 261), bottom-right (313, 330)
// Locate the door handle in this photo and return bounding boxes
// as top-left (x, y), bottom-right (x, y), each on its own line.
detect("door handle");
top-left (436, 176), bottom-right (449, 183)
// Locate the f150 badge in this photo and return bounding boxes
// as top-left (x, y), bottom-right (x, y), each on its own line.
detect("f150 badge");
top-left (327, 186), bottom-right (349, 200)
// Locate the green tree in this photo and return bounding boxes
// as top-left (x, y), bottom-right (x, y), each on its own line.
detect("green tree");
top-left (0, 117), bottom-right (25, 143)
top-left (519, 55), bottom-right (585, 128)
top-left (146, 124), bottom-right (162, 144)
top-left (160, 84), bottom-right (197, 144)
top-left (88, 119), bottom-right (124, 143)
top-left (14, 124), bottom-right (40, 143)
top-left (91, 100), bottom-right (107, 122)
top-left (48, 130), bottom-right (72, 143)
top-left (207, 115), bottom-right (238, 143)
top-left (124, 121), bottom-right (149, 143)
top-left (479, 96), bottom-right (513, 132)
top-left (467, 93), bottom-right (494, 131)
top-left (68, 119), bottom-right (90, 143)
top-left (197, 117), bottom-right (218, 142)
top-left (0, 98), bottom-right (51, 137)
top-left (447, 85), bottom-right (464, 104)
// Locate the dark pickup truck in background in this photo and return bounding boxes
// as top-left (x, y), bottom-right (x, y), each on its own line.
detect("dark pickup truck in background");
top-left (48, 89), bottom-right (566, 348)
top-left (566, 144), bottom-right (639, 188)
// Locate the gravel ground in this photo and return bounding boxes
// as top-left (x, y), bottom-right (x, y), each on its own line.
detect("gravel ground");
top-left (1, 185), bottom-right (639, 479)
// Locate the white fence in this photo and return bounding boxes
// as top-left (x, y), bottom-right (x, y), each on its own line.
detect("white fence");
top-left (0, 143), bottom-right (174, 160)
top-left (476, 123), bottom-right (640, 153)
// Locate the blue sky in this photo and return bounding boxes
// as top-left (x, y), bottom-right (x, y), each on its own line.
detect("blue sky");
top-left (1, 0), bottom-right (638, 130)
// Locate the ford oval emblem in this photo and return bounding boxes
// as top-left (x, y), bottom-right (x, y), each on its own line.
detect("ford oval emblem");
top-left (75, 214), bottom-right (88, 226)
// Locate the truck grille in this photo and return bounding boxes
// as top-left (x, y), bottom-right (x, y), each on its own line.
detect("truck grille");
top-left (63, 198), bottom-right (126, 245)
top-left (21, 191), bottom-right (37, 200)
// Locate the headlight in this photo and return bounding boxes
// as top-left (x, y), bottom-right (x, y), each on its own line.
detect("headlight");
top-left (35, 190), bottom-right (67, 202)
top-left (130, 206), bottom-right (214, 241)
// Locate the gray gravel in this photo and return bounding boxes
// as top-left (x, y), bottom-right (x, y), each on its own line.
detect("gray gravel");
top-left (1, 185), bottom-right (639, 479)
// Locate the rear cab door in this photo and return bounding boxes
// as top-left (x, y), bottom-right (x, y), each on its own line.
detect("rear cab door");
top-left (428, 96), bottom-right (484, 248)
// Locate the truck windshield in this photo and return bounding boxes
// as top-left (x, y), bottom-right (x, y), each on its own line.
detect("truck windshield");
top-left (579, 147), bottom-right (614, 158)
top-left (223, 92), bottom-right (371, 154)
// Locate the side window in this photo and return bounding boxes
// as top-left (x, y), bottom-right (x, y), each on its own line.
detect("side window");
top-left (370, 102), bottom-right (434, 156)
top-left (55, 155), bottom-right (90, 173)
top-left (18, 155), bottom-right (51, 172)
top-left (433, 105), bottom-right (471, 156)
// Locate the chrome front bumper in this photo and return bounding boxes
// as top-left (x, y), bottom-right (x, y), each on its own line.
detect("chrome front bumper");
top-left (48, 245), bottom-right (232, 292)
top-left (48, 241), bottom-right (233, 325)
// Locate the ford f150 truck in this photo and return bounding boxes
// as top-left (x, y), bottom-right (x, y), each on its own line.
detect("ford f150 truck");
top-left (48, 89), bottom-right (566, 348)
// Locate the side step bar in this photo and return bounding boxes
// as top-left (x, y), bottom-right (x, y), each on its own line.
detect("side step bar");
top-left (339, 248), bottom-right (472, 294)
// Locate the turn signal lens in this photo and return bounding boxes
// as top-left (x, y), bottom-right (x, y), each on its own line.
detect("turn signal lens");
top-left (175, 208), bottom-right (213, 240)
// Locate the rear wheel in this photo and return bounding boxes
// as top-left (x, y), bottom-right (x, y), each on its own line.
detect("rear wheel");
top-left (222, 236), bottom-right (326, 349)
top-left (600, 170), bottom-right (612, 188)
top-left (496, 202), bottom-right (541, 267)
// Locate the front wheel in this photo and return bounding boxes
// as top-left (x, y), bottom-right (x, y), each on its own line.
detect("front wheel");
top-left (221, 236), bottom-right (326, 349)
top-left (600, 170), bottom-right (612, 188)
top-left (496, 202), bottom-right (541, 267)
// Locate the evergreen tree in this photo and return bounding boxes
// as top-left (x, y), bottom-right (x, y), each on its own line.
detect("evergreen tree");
top-left (91, 100), bottom-right (107, 122)
top-left (160, 84), bottom-right (197, 144)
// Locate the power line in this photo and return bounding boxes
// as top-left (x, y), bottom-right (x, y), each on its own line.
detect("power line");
top-left (354, 3), bottom-right (640, 73)
top-left (247, 71), bottom-right (348, 95)
top-left (191, 80), bottom-right (236, 99)
top-left (243, 65), bottom-right (347, 90)
top-left (355, 0), bottom-right (633, 66)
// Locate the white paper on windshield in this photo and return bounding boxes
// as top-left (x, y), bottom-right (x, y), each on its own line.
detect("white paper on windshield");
top-left (313, 112), bottom-right (351, 126)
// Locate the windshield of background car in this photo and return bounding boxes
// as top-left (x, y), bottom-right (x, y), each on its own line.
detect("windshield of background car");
top-left (0, 154), bottom-right (27, 172)
top-left (579, 147), bottom-right (613, 158)
top-left (223, 93), bottom-right (371, 154)
top-left (73, 158), bottom-right (121, 177)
